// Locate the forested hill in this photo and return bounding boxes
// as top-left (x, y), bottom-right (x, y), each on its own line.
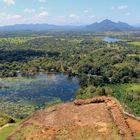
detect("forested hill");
top-left (85, 19), bottom-right (136, 32)
top-left (0, 19), bottom-right (139, 32)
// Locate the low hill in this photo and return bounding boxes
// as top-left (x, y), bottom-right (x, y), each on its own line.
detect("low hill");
top-left (7, 97), bottom-right (134, 140)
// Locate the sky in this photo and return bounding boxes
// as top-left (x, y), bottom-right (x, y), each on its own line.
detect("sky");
top-left (0, 0), bottom-right (139, 26)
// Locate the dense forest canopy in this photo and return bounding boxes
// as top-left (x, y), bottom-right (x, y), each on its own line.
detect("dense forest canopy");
top-left (0, 31), bottom-right (140, 81)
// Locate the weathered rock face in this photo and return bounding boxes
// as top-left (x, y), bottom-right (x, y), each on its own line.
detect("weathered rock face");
top-left (8, 97), bottom-right (134, 140)
top-left (75, 96), bottom-right (134, 140)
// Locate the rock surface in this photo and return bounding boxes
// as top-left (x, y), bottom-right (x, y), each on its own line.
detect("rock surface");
top-left (8, 97), bottom-right (134, 140)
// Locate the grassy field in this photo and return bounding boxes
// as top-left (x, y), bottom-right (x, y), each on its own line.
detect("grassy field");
top-left (126, 84), bottom-right (140, 92)
top-left (107, 84), bottom-right (140, 116)
top-left (0, 113), bottom-right (20, 140)
top-left (128, 42), bottom-right (140, 46)
top-left (109, 83), bottom-right (140, 92)
top-left (127, 54), bottom-right (140, 58)
top-left (0, 124), bottom-right (18, 140)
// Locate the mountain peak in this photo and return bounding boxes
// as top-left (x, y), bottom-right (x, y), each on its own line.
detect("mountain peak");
top-left (101, 19), bottom-right (114, 23)
top-left (86, 19), bottom-right (135, 32)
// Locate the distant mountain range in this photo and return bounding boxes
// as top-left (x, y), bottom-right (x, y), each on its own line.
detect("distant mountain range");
top-left (0, 19), bottom-right (139, 32)
top-left (0, 24), bottom-right (83, 31)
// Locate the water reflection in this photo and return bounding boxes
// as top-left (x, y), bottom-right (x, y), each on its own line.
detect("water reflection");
top-left (103, 37), bottom-right (121, 43)
top-left (0, 73), bottom-right (79, 118)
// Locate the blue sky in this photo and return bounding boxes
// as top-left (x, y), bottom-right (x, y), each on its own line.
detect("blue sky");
top-left (0, 0), bottom-right (139, 26)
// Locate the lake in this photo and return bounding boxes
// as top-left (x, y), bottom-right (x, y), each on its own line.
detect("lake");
top-left (0, 73), bottom-right (79, 118)
top-left (103, 37), bottom-right (121, 43)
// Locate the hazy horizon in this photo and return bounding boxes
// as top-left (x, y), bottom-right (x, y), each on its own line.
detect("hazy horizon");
top-left (0, 0), bottom-right (139, 26)
top-left (0, 19), bottom-right (137, 27)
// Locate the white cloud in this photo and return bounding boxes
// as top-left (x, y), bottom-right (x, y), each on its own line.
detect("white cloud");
top-left (117, 5), bottom-right (128, 10)
top-left (38, 0), bottom-right (46, 3)
top-left (111, 5), bottom-right (128, 10)
top-left (0, 13), bottom-right (23, 25)
top-left (7, 14), bottom-right (22, 20)
top-left (39, 11), bottom-right (49, 17)
top-left (69, 14), bottom-right (79, 19)
top-left (3, 0), bottom-right (15, 5)
top-left (24, 8), bottom-right (36, 13)
top-left (0, 12), bottom-right (22, 20)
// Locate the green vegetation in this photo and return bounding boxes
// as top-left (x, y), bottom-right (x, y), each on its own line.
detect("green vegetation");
top-left (0, 113), bottom-right (17, 140)
top-left (0, 32), bottom-right (140, 82)
top-left (76, 86), bottom-right (111, 99)
top-left (0, 31), bottom-right (140, 118)
top-left (128, 41), bottom-right (140, 46)
top-left (0, 124), bottom-right (17, 140)
top-left (107, 84), bottom-right (140, 116)
top-left (0, 113), bottom-right (15, 127)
